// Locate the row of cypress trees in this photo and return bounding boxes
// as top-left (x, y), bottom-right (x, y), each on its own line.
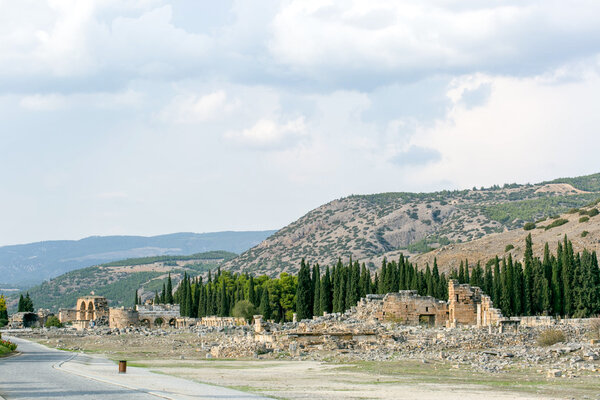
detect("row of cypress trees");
top-left (141, 234), bottom-right (600, 321)
top-left (448, 234), bottom-right (600, 318)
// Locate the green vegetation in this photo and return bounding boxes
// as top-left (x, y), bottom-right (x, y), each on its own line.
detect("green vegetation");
top-left (536, 329), bottom-right (566, 346)
top-left (100, 251), bottom-right (236, 267)
top-left (17, 293), bottom-right (34, 312)
top-left (504, 244), bottom-right (514, 252)
top-left (545, 218), bottom-right (568, 230)
top-left (481, 194), bottom-right (598, 227)
top-left (17, 251), bottom-right (228, 311)
top-left (523, 222), bottom-right (536, 231)
top-left (231, 300), bottom-right (256, 322)
top-left (0, 333), bottom-right (17, 354)
top-left (0, 295), bottom-right (8, 327)
top-left (548, 172), bottom-right (600, 192)
top-left (581, 231), bottom-right (589, 237)
top-left (580, 208), bottom-right (599, 217)
top-left (404, 236), bottom-right (451, 254)
top-left (579, 216), bottom-right (589, 223)
top-left (44, 315), bottom-right (62, 328)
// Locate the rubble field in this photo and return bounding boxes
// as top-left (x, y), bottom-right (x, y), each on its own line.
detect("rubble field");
top-left (7, 315), bottom-right (600, 400)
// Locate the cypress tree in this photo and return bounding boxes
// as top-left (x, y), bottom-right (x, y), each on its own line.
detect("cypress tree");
top-left (522, 234), bottom-right (534, 315)
top-left (296, 259), bottom-right (312, 320)
top-left (219, 279), bottom-right (228, 317)
top-left (18, 294), bottom-right (24, 312)
top-left (562, 236), bottom-right (574, 316)
top-left (166, 273), bottom-right (174, 304)
top-left (259, 286), bottom-right (272, 320)
top-left (313, 264), bottom-right (321, 317)
top-left (493, 257), bottom-right (501, 305)
top-left (154, 291), bottom-right (160, 305)
top-left (134, 289), bottom-right (139, 306)
top-left (248, 276), bottom-right (256, 306)
top-left (160, 283), bottom-right (166, 304)
top-left (321, 266), bottom-right (333, 313)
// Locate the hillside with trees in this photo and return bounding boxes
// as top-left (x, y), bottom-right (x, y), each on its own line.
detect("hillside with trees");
top-left (224, 173), bottom-right (600, 276)
top-left (13, 251), bottom-right (236, 311)
top-left (162, 234), bottom-right (600, 322)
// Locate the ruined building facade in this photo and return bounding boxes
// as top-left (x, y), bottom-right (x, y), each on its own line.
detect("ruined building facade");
top-left (351, 279), bottom-right (504, 328)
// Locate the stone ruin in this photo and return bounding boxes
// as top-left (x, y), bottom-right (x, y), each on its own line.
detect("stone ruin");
top-left (8, 309), bottom-right (53, 329)
top-left (58, 295), bottom-right (109, 329)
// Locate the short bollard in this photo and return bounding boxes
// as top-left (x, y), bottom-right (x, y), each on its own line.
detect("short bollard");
top-left (118, 360), bottom-right (127, 374)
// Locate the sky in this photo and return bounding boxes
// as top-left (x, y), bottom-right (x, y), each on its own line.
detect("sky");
top-left (1, 0), bottom-right (600, 246)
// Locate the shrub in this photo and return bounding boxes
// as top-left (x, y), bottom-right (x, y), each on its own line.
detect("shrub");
top-left (45, 316), bottom-right (62, 328)
top-left (545, 218), bottom-right (568, 230)
top-left (588, 208), bottom-right (599, 217)
top-left (505, 244), bottom-right (514, 252)
top-left (537, 329), bottom-right (566, 346)
top-left (579, 216), bottom-right (589, 223)
top-left (232, 300), bottom-right (256, 322)
top-left (581, 230), bottom-right (589, 237)
top-left (523, 222), bottom-right (536, 231)
top-left (567, 208), bottom-right (580, 214)
top-left (0, 338), bottom-right (17, 352)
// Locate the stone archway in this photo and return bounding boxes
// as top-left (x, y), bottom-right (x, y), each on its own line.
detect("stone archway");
top-left (79, 302), bottom-right (87, 320)
top-left (154, 317), bottom-right (164, 327)
top-left (140, 318), bottom-right (151, 328)
top-left (168, 318), bottom-right (176, 327)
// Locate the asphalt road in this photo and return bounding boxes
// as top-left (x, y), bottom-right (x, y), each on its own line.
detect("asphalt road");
top-left (0, 337), bottom-right (165, 400)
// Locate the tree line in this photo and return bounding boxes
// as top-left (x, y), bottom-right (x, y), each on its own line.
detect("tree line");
top-left (146, 234), bottom-right (600, 321)
top-left (448, 234), bottom-right (600, 318)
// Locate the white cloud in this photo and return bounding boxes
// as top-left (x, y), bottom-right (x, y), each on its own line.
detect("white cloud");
top-left (225, 117), bottom-right (307, 150)
top-left (269, 0), bottom-right (600, 82)
top-left (407, 68), bottom-right (600, 188)
top-left (19, 93), bottom-right (67, 110)
top-left (159, 90), bottom-right (237, 123)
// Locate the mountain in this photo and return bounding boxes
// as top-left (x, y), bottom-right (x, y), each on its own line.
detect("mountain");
top-left (224, 173), bottom-right (600, 276)
top-left (14, 251), bottom-right (235, 312)
top-left (0, 231), bottom-right (275, 286)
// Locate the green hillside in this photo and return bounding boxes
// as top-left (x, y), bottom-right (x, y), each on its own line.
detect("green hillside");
top-left (16, 251), bottom-right (235, 311)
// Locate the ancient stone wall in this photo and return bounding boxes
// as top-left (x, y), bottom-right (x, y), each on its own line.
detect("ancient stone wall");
top-left (200, 316), bottom-right (247, 327)
top-left (76, 296), bottom-right (109, 321)
top-left (448, 280), bottom-right (480, 327)
top-left (136, 304), bottom-right (180, 328)
top-left (109, 308), bottom-right (139, 329)
top-left (477, 293), bottom-right (503, 327)
top-left (379, 291), bottom-right (448, 326)
top-left (58, 308), bottom-right (78, 324)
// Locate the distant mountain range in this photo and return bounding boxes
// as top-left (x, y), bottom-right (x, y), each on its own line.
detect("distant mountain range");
top-left (0, 231), bottom-right (276, 286)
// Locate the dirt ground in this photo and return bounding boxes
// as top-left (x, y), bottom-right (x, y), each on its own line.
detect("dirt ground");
top-left (21, 332), bottom-right (600, 400)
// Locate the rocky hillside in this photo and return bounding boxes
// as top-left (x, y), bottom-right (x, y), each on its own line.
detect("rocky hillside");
top-left (225, 173), bottom-right (600, 276)
top-left (13, 251), bottom-right (235, 312)
top-left (410, 202), bottom-right (600, 273)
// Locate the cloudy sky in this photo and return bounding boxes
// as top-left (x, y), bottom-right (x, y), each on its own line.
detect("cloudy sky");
top-left (1, 0), bottom-right (600, 245)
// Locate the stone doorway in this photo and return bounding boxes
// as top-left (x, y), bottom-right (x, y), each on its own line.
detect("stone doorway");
top-left (419, 314), bottom-right (435, 327)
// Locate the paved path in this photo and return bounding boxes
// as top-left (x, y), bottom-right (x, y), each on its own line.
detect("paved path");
top-left (0, 337), bottom-right (269, 400)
